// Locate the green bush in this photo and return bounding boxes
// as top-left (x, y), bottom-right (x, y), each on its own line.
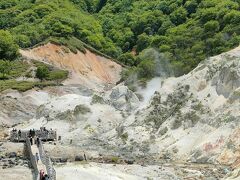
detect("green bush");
top-left (74, 104), bottom-right (91, 115)
top-left (0, 80), bottom-right (34, 92)
top-left (0, 80), bottom-right (56, 92)
top-left (118, 53), bottom-right (136, 66)
top-left (36, 66), bottom-right (49, 81)
top-left (0, 60), bottom-right (12, 79)
top-left (120, 132), bottom-right (128, 142)
top-left (47, 70), bottom-right (68, 83)
top-left (111, 156), bottom-right (119, 163)
top-left (137, 59), bottom-right (155, 79)
top-left (33, 61), bottom-right (68, 83)
top-left (9, 60), bottom-right (30, 78)
top-left (91, 94), bottom-right (105, 104)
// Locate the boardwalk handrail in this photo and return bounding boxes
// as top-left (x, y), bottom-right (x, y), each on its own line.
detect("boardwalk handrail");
top-left (26, 138), bottom-right (39, 180)
top-left (10, 130), bottom-right (57, 142)
top-left (10, 131), bottom-right (28, 142)
top-left (38, 139), bottom-right (56, 180)
top-left (11, 129), bottom-right (57, 180)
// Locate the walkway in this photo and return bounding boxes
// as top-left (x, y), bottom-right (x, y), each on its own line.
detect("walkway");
top-left (31, 144), bottom-right (47, 178)
top-left (26, 138), bottom-right (56, 180)
top-left (10, 128), bottom-right (56, 180)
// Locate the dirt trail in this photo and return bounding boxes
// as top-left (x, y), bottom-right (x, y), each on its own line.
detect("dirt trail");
top-left (20, 43), bottom-right (122, 90)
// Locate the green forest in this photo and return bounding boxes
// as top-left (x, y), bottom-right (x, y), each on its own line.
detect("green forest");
top-left (1, 0), bottom-right (240, 77)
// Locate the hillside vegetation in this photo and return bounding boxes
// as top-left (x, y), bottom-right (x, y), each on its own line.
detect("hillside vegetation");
top-left (0, 0), bottom-right (240, 76)
top-left (0, 59), bottom-right (68, 92)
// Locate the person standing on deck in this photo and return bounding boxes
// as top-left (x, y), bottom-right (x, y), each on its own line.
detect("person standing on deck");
top-left (35, 152), bottom-right (39, 164)
top-left (84, 151), bottom-right (87, 161)
top-left (18, 130), bottom-right (21, 142)
top-left (36, 136), bottom-right (40, 147)
top-left (30, 137), bottom-right (33, 145)
top-left (32, 129), bottom-right (36, 138)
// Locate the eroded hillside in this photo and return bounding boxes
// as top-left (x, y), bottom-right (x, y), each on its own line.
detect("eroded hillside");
top-left (20, 43), bottom-right (122, 90)
top-left (1, 47), bottom-right (240, 179)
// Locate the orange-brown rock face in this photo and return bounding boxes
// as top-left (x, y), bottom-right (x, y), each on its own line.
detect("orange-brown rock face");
top-left (20, 43), bottom-right (122, 90)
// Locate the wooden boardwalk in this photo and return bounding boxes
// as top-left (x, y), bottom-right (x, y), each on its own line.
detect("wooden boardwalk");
top-left (11, 129), bottom-right (57, 180)
top-left (31, 144), bottom-right (47, 179)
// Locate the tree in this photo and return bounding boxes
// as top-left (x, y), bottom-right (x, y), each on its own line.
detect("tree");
top-left (0, 60), bottom-right (12, 79)
top-left (14, 34), bottom-right (31, 48)
top-left (50, 21), bottom-right (73, 37)
top-left (158, 20), bottom-right (174, 35)
top-left (223, 11), bottom-right (240, 25)
top-left (204, 20), bottom-right (220, 33)
top-left (184, 0), bottom-right (198, 15)
top-left (137, 59), bottom-right (155, 79)
top-left (36, 66), bottom-right (49, 81)
top-left (151, 35), bottom-right (170, 47)
top-left (158, 1), bottom-right (171, 15)
top-left (136, 33), bottom-right (152, 53)
top-left (170, 7), bottom-right (187, 25)
top-left (118, 53), bottom-right (136, 66)
top-left (0, 30), bottom-right (19, 60)
top-left (96, 0), bottom-right (107, 12)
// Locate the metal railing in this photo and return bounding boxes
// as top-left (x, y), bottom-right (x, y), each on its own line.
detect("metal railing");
top-left (12, 129), bottom-right (57, 180)
top-left (38, 139), bottom-right (56, 180)
top-left (10, 130), bottom-right (57, 142)
top-left (25, 136), bottom-right (56, 180)
top-left (26, 138), bottom-right (39, 180)
top-left (10, 131), bottom-right (28, 142)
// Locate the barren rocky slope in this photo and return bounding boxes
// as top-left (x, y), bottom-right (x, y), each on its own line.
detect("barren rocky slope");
top-left (20, 43), bottom-right (122, 90)
top-left (1, 46), bottom-right (240, 179)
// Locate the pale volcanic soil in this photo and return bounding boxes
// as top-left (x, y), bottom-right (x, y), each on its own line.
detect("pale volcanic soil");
top-left (1, 46), bottom-right (240, 179)
top-left (0, 166), bottom-right (33, 180)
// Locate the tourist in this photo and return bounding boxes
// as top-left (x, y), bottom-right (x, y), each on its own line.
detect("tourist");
top-left (84, 152), bottom-right (87, 161)
top-left (18, 130), bottom-right (21, 142)
top-left (40, 169), bottom-right (44, 180)
top-left (29, 129), bottom-right (32, 137)
top-left (18, 130), bottom-right (21, 137)
top-left (30, 137), bottom-right (33, 145)
top-left (32, 129), bottom-right (36, 138)
top-left (36, 137), bottom-right (40, 147)
top-left (36, 153), bottom-right (39, 164)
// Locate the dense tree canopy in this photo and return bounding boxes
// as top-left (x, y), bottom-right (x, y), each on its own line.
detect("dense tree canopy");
top-left (0, 30), bottom-right (19, 60)
top-left (0, 0), bottom-right (240, 75)
top-left (98, 0), bottom-right (240, 75)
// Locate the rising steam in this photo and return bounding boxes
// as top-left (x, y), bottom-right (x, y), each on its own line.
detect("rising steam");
top-left (136, 48), bottom-right (174, 107)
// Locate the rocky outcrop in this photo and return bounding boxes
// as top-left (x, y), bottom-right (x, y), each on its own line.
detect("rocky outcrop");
top-left (106, 85), bottom-right (139, 112)
top-left (211, 56), bottom-right (240, 98)
top-left (0, 91), bottom-right (39, 126)
top-left (112, 47), bottom-right (240, 168)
